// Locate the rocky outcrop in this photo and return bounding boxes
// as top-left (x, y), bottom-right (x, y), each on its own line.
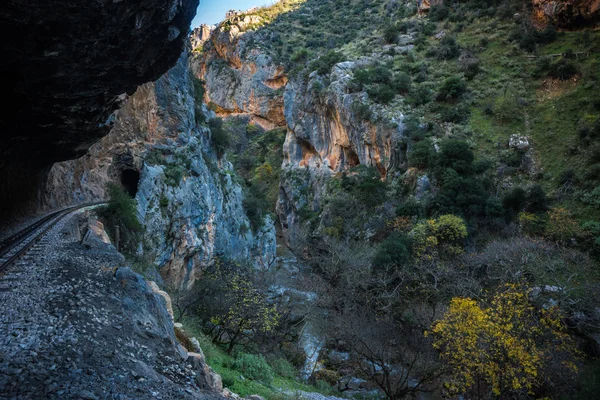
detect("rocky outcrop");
top-left (0, 0), bottom-right (199, 221)
top-left (278, 63), bottom-right (405, 237)
top-left (532, 0), bottom-right (600, 27)
top-left (46, 48), bottom-right (276, 290)
top-left (191, 25), bottom-right (216, 50)
top-left (195, 14), bottom-right (406, 239)
top-left (195, 14), bottom-right (287, 130)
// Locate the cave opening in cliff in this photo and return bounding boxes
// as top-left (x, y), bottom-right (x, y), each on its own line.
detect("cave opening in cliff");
top-left (121, 169), bottom-right (140, 197)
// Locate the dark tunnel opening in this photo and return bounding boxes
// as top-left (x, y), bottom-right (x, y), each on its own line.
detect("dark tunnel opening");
top-left (120, 169), bottom-right (140, 197)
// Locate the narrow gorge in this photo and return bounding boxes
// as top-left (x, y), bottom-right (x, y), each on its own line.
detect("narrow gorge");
top-left (2, 1), bottom-right (600, 399)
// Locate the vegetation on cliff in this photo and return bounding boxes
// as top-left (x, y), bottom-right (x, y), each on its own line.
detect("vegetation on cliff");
top-left (185, 0), bottom-right (600, 398)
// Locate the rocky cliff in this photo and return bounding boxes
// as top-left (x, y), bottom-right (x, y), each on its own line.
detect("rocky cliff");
top-left (193, 15), bottom-right (287, 130)
top-left (46, 48), bottom-right (276, 290)
top-left (194, 12), bottom-right (406, 239)
top-left (0, 0), bottom-right (199, 221)
top-left (532, 0), bottom-right (600, 27)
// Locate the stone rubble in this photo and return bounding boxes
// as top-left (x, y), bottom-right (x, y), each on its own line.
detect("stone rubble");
top-left (0, 210), bottom-right (223, 400)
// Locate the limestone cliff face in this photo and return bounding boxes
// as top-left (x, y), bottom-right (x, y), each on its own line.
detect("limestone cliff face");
top-left (46, 49), bottom-right (276, 290)
top-left (277, 64), bottom-right (405, 237)
top-left (532, 0), bottom-right (600, 27)
top-left (194, 15), bottom-right (287, 130)
top-left (196, 17), bottom-right (406, 239)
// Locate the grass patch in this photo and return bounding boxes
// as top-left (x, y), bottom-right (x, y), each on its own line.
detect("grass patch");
top-left (178, 316), bottom-right (339, 399)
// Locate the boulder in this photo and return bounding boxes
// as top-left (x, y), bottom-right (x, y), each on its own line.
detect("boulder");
top-left (509, 134), bottom-right (530, 151)
top-left (81, 218), bottom-right (118, 255)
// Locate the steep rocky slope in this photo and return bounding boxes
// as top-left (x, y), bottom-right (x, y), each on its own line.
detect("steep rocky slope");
top-left (0, 0), bottom-right (199, 221)
top-left (0, 210), bottom-right (224, 399)
top-left (46, 49), bottom-right (276, 290)
top-left (194, 4), bottom-right (406, 238)
top-left (194, 16), bottom-right (288, 130)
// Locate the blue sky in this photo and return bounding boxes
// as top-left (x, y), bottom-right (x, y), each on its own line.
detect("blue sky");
top-left (191, 0), bottom-right (274, 27)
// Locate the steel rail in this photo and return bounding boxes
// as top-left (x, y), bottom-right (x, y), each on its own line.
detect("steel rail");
top-left (0, 202), bottom-right (107, 272)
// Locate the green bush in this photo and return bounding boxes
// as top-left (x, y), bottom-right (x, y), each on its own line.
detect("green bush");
top-left (103, 183), bottom-right (141, 231)
top-left (432, 36), bottom-right (461, 60)
top-left (209, 117), bottom-right (231, 158)
top-left (438, 140), bottom-right (474, 175)
top-left (494, 95), bottom-right (524, 123)
top-left (382, 22), bottom-right (398, 44)
top-left (164, 164), bottom-right (184, 186)
top-left (409, 140), bottom-right (434, 168)
top-left (290, 48), bottom-right (310, 63)
top-left (373, 232), bottom-right (411, 272)
top-left (526, 185), bottom-right (549, 213)
top-left (367, 85), bottom-right (396, 103)
top-left (396, 198), bottom-right (424, 217)
top-left (341, 165), bottom-right (387, 207)
top-left (548, 58), bottom-right (579, 80)
top-left (502, 187), bottom-right (526, 218)
top-left (513, 23), bottom-right (557, 52)
top-left (233, 353), bottom-right (274, 384)
top-left (309, 50), bottom-right (344, 75)
top-left (243, 184), bottom-right (271, 231)
top-left (271, 358), bottom-right (297, 379)
top-left (411, 84), bottom-right (433, 106)
top-left (437, 76), bottom-right (467, 101)
top-left (350, 64), bottom-right (411, 104)
top-left (352, 102), bottom-right (372, 121)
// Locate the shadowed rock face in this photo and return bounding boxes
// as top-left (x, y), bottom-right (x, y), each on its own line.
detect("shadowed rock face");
top-left (532, 0), bottom-right (600, 27)
top-left (0, 0), bottom-right (199, 220)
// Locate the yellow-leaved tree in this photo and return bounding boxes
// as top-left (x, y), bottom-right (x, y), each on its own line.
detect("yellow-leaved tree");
top-left (410, 214), bottom-right (468, 260)
top-left (427, 284), bottom-right (578, 397)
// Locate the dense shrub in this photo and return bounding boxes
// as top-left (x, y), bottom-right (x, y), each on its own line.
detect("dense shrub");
top-left (373, 232), bottom-right (411, 271)
top-left (341, 165), bottom-right (386, 207)
top-left (410, 214), bottom-right (467, 259)
top-left (290, 48), bottom-right (310, 63)
top-left (102, 183), bottom-right (141, 231)
top-left (310, 50), bottom-right (345, 75)
top-left (525, 185), bottom-right (549, 213)
top-left (513, 23), bottom-right (557, 52)
top-left (502, 187), bottom-right (526, 219)
top-left (458, 53), bottom-right (480, 80)
top-left (433, 36), bottom-right (461, 60)
top-left (382, 22), bottom-right (398, 44)
top-left (548, 58), bottom-right (579, 80)
top-left (437, 76), bottom-right (467, 101)
top-left (209, 118), bottom-right (231, 158)
top-left (164, 164), bottom-right (185, 186)
top-left (411, 84), bottom-right (433, 106)
top-left (439, 103), bottom-right (471, 123)
top-left (438, 140), bottom-right (474, 175)
top-left (270, 358), bottom-right (297, 379)
top-left (396, 198), bottom-right (424, 217)
top-left (428, 171), bottom-right (488, 218)
top-left (409, 140), bottom-right (434, 168)
top-left (494, 95), bottom-right (523, 123)
top-left (429, 4), bottom-right (450, 21)
top-left (350, 64), bottom-right (411, 104)
top-left (233, 353), bottom-right (274, 384)
top-left (352, 102), bottom-right (372, 121)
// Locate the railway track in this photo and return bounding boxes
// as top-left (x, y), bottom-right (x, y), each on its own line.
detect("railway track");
top-left (0, 203), bottom-right (106, 272)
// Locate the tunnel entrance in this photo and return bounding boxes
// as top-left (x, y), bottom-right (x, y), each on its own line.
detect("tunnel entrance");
top-left (120, 169), bottom-right (140, 197)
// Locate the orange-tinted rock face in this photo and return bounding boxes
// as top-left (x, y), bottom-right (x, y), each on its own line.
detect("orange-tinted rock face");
top-left (45, 50), bottom-right (277, 290)
top-left (532, 0), bottom-right (600, 27)
top-left (194, 14), bottom-right (287, 127)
